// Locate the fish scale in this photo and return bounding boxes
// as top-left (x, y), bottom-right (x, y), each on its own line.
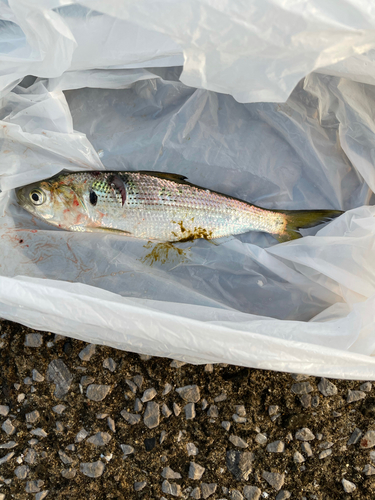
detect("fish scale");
top-left (16, 170), bottom-right (344, 243)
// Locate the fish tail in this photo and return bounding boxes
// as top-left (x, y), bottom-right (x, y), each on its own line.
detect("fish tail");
top-left (274, 209), bottom-right (344, 243)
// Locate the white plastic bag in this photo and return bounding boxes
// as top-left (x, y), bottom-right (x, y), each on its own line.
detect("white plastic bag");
top-left (1, 1), bottom-right (375, 379)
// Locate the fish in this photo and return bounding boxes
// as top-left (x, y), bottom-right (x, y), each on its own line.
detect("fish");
top-left (16, 170), bottom-right (343, 243)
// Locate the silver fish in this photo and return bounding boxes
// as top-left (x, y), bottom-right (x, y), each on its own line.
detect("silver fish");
top-left (16, 170), bottom-right (343, 242)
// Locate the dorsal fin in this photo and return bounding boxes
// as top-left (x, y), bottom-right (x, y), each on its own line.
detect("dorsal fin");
top-left (137, 171), bottom-right (189, 184)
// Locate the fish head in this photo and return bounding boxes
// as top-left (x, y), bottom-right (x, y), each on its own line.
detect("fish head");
top-left (16, 173), bottom-right (91, 230)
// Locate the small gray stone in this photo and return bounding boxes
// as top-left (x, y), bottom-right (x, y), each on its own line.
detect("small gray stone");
top-left (141, 388), bottom-right (157, 403)
top-left (318, 378), bottom-right (337, 397)
top-left (162, 466), bottom-right (182, 479)
top-left (2, 418), bottom-right (15, 435)
top-left (162, 480), bottom-right (182, 497)
top-left (233, 415), bottom-right (247, 424)
top-left (125, 379), bottom-right (137, 393)
top-left (121, 410), bottom-right (141, 425)
top-left (361, 430), bottom-right (375, 448)
top-left (235, 405), bottom-right (246, 416)
top-left (360, 382), bottom-right (372, 392)
top-left (103, 357), bottom-right (116, 372)
top-left (25, 480), bottom-right (44, 493)
top-left (15, 465), bottom-right (29, 479)
top-left (134, 481), bottom-right (147, 491)
top-left (144, 401), bottom-right (160, 429)
top-left (139, 353), bottom-right (152, 361)
top-left (171, 360), bottom-right (186, 368)
top-left (276, 491), bottom-right (291, 500)
top-left (301, 442), bottom-right (313, 457)
top-left (229, 435), bottom-right (248, 448)
top-left (230, 490), bottom-right (243, 500)
top-left (0, 441), bottom-right (17, 449)
top-left (17, 393), bottom-right (26, 403)
top-left (299, 395), bottom-right (311, 408)
top-left (176, 385), bottom-right (200, 403)
top-left (80, 460), bottom-right (105, 478)
top-left (291, 382), bottom-right (314, 395)
top-left (316, 433), bottom-right (323, 440)
top-left (266, 441), bottom-right (285, 453)
top-left (268, 405), bottom-right (279, 416)
top-left (61, 469), bottom-right (76, 479)
top-left (226, 450), bottom-right (254, 481)
top-left (160, 430), bottom-right (167, 444)
top-left (52, 404), bottom-right (66, 415)
top-left (294, 451), bottom-right (305, 463)
top-left (201, 483), bottom-right (217, 499)
top-left (255, 433), bottom-right (267, 445)
top-left (370, 450), bottom-right (375, 462)
top-left (133, 375), bottom-right (144, 389)
top-left (87, 432), bottom-right (112, 446)
top-left (191, 486), bottom-right (201, 499)
top-left (173, 402), bottom-right (181, 416)
top-left (262, 471), bottom-right (284, 491)
top-left (25, 334), bottom-right (42, 347)
top-left (201, 399), bottom-right (208, 410)
top-left (24, 448), bottom-right (37, 464)
top-left (363, 464), bottom-right (375, 475)
top-left (295, 428), bottom-right (315, 441)
top-left (319, 449), bottom-right (332, 459)
top-left (58, 450), bottom-right (73, 465)
top-left (162, 383), bottom-right (172, 396)
top-left (185, 403), bottom-right (196, 420)
top-left (207, 405), bottom-right (218, 418)
top-left (189, 462), bottom-right (205, 479)
top-left (214, 393), bottom-right (227, 403)
top-left (222, 421), bottom-right (231, 431)
top-left (0, 405), bottom-right (9, 416)
top-left (35, 491), bottom-right (49, 500)
top-left (30, 428), bottom-right (47, 438)
top-left (243, 485), bottom-right (261, 500)
top-left (319, 441), bottom-right (333, 449)
top-left (0, 451), bottom-right (14, 465)
top-left (26, 410), bottom-right (40, 424)
top-left (134, 398), bottom-right (143, 412)
top-left (75, 428), bottom-right (89, 442)
top-left (347, 390), bottom-right (366, 403)
top-left (46, 359), bottom-right (73, 398)
top-left (107, 416), bottom-right (116, 432)
top-left (291, 373), bottom-right (310, 381)
top-left (177, 430), bottom-right (186, 442)
top-left (78, 344), bottom-right (96, 361)
top-left (32, 370), bottom-right (44, 382)
top-left (162, 404), bottom-right (172, 418)
top-left (187, 442), bottom-right (199, 456)
top-left (120, 444), bottom-right (134, 456)
top-left (342, 479), bottom-right (356, 493)
top-left (66, 444), bottom-right (75, 451)
top-left (86, 384), bottom-right (111, 401)
top-left (311, 395), bottom-right (319, 407)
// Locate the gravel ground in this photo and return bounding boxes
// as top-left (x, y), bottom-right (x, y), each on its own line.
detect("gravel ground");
top-left (1, 320), bottom-right (375, 500)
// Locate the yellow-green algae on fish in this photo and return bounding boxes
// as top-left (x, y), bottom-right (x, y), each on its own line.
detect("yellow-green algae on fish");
top-left (16, 170), bottom-right (343, 243)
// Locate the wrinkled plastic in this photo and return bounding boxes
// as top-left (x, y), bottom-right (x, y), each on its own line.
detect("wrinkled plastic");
top-left (3, 1), bottom-right (375, 102)
top-left (1, 68), bottom-right (375, 379)
top-left (1, 2), bottom-right (375, 379)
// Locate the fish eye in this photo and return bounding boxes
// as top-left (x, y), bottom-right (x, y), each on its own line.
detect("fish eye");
top-left (29, 189), bottom-right (45, 206)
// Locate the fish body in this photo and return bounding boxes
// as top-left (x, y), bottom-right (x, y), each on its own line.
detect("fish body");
top-left (16, 170), bottom-right (343, 243)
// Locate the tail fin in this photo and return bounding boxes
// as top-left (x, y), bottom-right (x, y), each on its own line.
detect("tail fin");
top-left (274, 209), bottom-right (343, 243)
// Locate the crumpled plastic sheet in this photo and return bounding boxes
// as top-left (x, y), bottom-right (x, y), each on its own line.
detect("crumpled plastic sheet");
top-left (3, 1), bottom-right (375, 102)
top-left (1, 66), bottom-right (375, 379)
